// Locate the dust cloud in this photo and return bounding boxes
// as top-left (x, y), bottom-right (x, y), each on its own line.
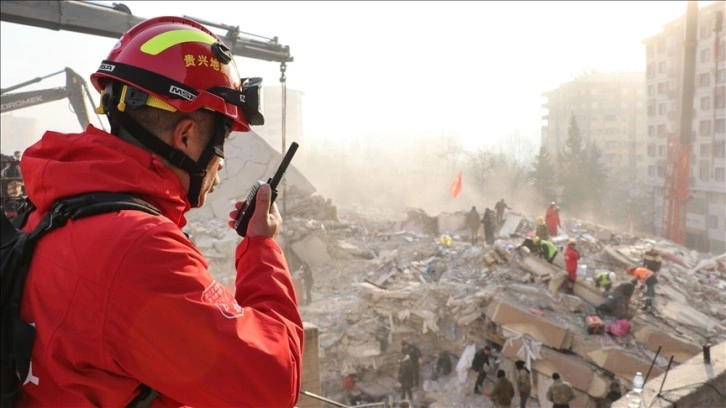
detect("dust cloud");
top-left (295, 132), bottom-right (546, 222)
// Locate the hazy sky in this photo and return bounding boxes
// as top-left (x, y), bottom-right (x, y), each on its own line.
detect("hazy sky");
top-left (0, 1), bottom-right (715, 154)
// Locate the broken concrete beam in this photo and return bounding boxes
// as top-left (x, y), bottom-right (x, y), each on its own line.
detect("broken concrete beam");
top-left (572, 279), bottom-right (606, 306)
top-left (548, 271), bottom-right (569, 293)
top-left (587, 347), bottom-right (664, 383)
top-left (519, 255), bottom-right (561, 277)
top-left (497, 214), bottom-right (522, 238)
top-left (486, 298), bottom-right (572, 350)
top-left (291, 229), bottom-right (332, 267)
top-left (631, 324), bottom-right (701, 364)
top-left (503, 338), bottom-right (608, 398)
top-left (658, 300), bottom-right (719, 333)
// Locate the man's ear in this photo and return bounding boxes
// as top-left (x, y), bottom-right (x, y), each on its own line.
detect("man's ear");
top-left (170, 118), bottom-right (197, 152)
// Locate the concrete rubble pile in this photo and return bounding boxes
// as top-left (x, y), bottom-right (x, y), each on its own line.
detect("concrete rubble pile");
top-left (186, 194), bottom-right (726, 407)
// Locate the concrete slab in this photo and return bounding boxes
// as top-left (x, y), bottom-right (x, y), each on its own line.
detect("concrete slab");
top-left (497, 214), bottom-right (522, 238)
top-left (588, 347), bottom-right (664, 383)
top-left (572, 279), bottom-right (606, 306)
top-left (659, 301), bottom-right (719, 333)
top-left (486, 299), bottom-right (572, 350)
top-left (632, 325), bottom-right (701, 364)
top-left (519, 255), bottom-right (561, 277)
top-left (291, 229), bottom-right (332, 267)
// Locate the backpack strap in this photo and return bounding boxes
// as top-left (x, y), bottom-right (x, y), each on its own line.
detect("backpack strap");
top-left (2, 192), bottom-right (160, 406)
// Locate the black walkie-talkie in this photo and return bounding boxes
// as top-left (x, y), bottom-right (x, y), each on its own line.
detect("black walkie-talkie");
top-left (234, 142), bottom-right (299, 237)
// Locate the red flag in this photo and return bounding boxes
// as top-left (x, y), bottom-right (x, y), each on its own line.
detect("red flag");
top-left (449, 171), bottom-right (462, 198)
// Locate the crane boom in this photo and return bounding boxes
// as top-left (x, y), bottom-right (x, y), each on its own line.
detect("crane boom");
top-left (663, 1), bottom-right (699, 245)
top-left (0, 68), bottom-right (94, 129)
top-left (0, 0), bottom-right (293, 63)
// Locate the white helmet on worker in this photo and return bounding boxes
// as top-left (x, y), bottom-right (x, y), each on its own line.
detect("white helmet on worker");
top-left (609, 272), bottom-right (616, 282)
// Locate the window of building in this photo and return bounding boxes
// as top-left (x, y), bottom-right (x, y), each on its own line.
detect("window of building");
top-left (719, 43), bottom-right (726, 62)
top-left (647, 44), bottom-right (654, 57)
top-left (700, 23), bottom-right (712, 39)
top-left (605, 114), bottom-right (616, 121)
top-left (701, 143), bottom-right (710, 156)
top-left (715, 141), bottom-right (726, 158)
top-left (700, 120), bottom-right (712, 136)
top-left (647, 85), bottom-right (654, 96)
top-left (657, 124), bottom-right (666, 138)
top-left (648, 125), bottom-right (655, 137)
top-left (658, 61), bottom-right (667, 73)
top-left (658, 103), bottom-right (668, 115)
top-left (648, 165), bottom-right (656, 177)
top-left (699, 161), bottom-right (710, 181)
top-left (716, 118), bottom-right (725, 134)
top-left (648, 144), bottom-right (656, 157)
top-left (658, 145), bottom-right (666, 157)
top-left (700, 48), bottom-right (711, 63)
top-left (701, 96), bottom-right (710, 110)
top-left (718, 69), bottom-right (726, 84)
top-left (657, 40), bottom-right (665, 53)
top-left (709, 215), bottom-right (719, 229)
top-left (648, 103), bottom-right (655, 117)
top-left (657, 165), bottom-right (665, 177)
top-left (699, 72), bottom-right (710, 87)
top-left (647, 64), bottom-right (655, 78)
top-left (716, 87), bottom-right (725, 109)
top-left (716, 167), bottom-right (725, 182)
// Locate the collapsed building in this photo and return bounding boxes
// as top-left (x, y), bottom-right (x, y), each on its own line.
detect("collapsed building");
top-left (185, 133), bottom-right (726, 408)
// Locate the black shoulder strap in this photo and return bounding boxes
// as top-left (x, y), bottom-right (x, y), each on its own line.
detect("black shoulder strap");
top-left (3, 192), bottom-right (160, 407)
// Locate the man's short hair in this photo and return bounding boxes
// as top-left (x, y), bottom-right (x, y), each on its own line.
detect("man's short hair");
top-left (497, 370), bottom-right (505, 378)
top-left (552, 372), bottom-right (561, 380)
top-left (484, 345), bottom-right (492, 351)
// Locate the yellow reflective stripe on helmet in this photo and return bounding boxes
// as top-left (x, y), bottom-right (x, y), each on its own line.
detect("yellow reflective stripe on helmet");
top-left (140, 29), bottom-right (216, 55)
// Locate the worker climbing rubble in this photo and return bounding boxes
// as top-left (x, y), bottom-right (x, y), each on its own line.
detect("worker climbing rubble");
top-left (594, 271), bottom-right (617, 295)
top-left (642, 245), bottom-right (663, 273)
top-left (494, 198), bottom-right (511, 225)
top-left (596, 281), bottom-right (636, 319)
top-left (626, 266), bottom-right (658, 313)
top-left (533, 236), bottom-right (558, 264)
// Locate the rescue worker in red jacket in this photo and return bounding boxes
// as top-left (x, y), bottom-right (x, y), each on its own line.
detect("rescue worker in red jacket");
top-left (563, 239), bottom-right (581, 294)
top-left (17, 16), bottom-right (303, 407)
top-left (544, 202), bottom-right (561, 236)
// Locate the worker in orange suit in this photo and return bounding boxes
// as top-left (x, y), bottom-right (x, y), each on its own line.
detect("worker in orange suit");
top-left (626, 266), bottom-right (657, 313)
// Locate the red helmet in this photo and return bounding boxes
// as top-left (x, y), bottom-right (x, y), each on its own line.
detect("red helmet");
top-left (91, 16), bottom-right (255, 131)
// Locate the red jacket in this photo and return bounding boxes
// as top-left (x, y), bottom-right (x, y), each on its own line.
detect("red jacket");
top-left (545, 207), bottom-right (560, 236)
top-left (564, 246), bottom-right (580, 279)
top-left (17, 126), bottom-right (303, 407)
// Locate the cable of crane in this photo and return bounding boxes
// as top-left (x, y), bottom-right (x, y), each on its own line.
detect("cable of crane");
top-left (280, 61), bottom-right (288, 218)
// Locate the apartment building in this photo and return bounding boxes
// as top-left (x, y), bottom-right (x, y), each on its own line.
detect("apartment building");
top-left (256, 86), bottom-right (305, 152)
top-left (643, 2), bottom-right (725, 253)
top-left (541, 72), bottom-right (647, 184)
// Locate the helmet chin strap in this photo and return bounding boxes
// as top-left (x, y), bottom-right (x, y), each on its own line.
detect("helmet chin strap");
top-left (105, 101), bottom-right (227, 208)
